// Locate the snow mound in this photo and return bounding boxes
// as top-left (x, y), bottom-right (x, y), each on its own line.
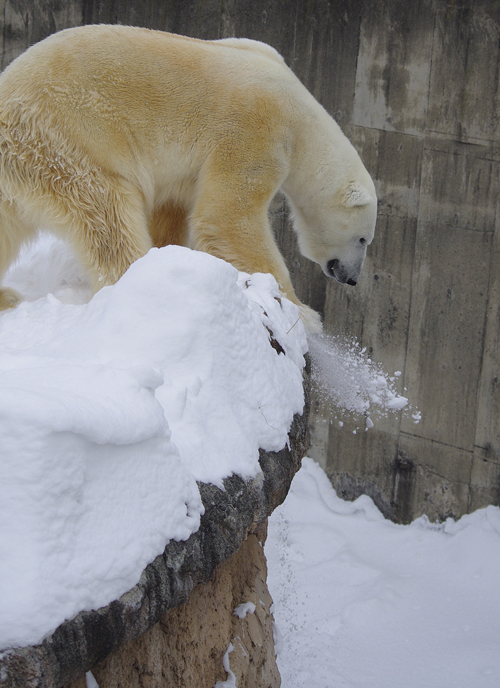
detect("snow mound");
top-left (0, 236), bottom-right (307, 650)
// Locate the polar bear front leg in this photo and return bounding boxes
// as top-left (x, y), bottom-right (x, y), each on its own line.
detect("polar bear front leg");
top-left (193, 213), bottom-right (322, 334)
top-left (190, 165), bottom-right (322, 332)
top-left (0, 287), bottom-right (22, 310)
top-left (0, 199), bottom-right (37, 310)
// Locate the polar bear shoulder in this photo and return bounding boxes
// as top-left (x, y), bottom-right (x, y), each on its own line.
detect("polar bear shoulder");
top-left (213, 37), bottom-right (286, 65)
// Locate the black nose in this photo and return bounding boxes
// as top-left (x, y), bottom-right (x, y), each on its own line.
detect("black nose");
top-left (326, 259), bottom-right (358, 286)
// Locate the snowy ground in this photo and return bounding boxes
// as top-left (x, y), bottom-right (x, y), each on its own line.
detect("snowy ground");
top-left (266, 458), bottom-right (500, 688)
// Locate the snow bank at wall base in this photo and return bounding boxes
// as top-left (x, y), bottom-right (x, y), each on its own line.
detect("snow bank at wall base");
top-left (267, 458), bottom-right (500, 688)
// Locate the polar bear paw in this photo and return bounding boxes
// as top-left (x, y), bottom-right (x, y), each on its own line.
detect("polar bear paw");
top-left (299, 304), bottom-right (323, 334)
top-left (0, 287), bottom-right (22, 311)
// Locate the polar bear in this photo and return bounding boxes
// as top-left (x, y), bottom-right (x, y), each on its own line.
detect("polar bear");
top-left (0, 25), bottom-right (377, 331)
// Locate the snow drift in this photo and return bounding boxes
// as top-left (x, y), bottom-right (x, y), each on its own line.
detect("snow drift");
top-left (267, 458), bottom-right (500, 688)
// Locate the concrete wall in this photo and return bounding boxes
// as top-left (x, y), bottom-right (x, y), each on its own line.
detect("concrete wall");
top-left (301, 0), bottom-right (500, 523)
top-left (2, 0), bottom-right (498, 522)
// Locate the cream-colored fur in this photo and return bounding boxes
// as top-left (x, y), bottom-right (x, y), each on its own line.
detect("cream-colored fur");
top-left (0, 25), bottom-right (377, 331)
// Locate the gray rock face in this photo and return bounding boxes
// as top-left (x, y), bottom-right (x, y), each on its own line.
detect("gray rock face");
top-left (0, 358), bottom-right (310, 688)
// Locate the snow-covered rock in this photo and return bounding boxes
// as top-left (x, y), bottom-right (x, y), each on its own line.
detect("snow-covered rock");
top-left (0, 236), bottom-right (308, 660)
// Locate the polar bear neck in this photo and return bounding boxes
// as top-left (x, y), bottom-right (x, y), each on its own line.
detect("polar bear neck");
top-left (281, 97), bottom-right (370, 212)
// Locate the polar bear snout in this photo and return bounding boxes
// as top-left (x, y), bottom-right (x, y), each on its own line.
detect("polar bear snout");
top-left (326, 259), bottom-right (359, 286)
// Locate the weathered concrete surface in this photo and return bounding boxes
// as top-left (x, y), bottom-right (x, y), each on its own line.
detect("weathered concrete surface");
top-left (0, 0), bottom-right (498, 522)
top-left (315, 1), bottom-right (500, 523)
top-left (0, 358), bottom-right (309, 688)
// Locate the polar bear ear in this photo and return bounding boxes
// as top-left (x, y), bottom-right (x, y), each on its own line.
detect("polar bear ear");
top-left (344, 184), bottom-right (373, 207)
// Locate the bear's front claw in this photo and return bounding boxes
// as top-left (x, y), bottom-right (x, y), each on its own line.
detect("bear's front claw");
top-left (0, 287), bottom-right (22, 311)
top-left (299, 304), bottom-right (323, 334)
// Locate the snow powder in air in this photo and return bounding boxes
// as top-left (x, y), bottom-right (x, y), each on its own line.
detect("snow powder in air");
top-left (308, 331), bottom-right (415, 423)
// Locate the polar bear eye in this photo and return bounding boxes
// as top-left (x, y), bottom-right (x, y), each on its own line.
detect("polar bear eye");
top-left (359, 238), bottom-right (367, 245)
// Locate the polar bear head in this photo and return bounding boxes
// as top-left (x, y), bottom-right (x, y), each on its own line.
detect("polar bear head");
top-left (282, 108), bottom-right (377, 288)
top-left (285, 175), bottom-right (377, 286)
top-left (289, 177), bottom-right (377, 286)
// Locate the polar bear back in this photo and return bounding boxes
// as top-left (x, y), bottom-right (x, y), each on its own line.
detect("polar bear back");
top-left (0, 26), bottom-right (303, 203)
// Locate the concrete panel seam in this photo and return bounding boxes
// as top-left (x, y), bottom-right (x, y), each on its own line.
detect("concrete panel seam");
top-left (399, 430), bottom-right (474, 455)
top-left (416, 218), bottom-right (495, 234)
top-left (422, 139), bottom-right (500, 163)
top-left (424, 128), bottom-right (500, 149)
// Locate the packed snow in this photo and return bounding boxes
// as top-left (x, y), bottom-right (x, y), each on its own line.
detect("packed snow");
top-left (233, 601), bottom-right (256, 620)
top-left (215, 643), bottom-right (238, 688)
top-left (0, 234), bottom-right (307, 650)
top-left (266, 458), bottom-right (500, 688)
